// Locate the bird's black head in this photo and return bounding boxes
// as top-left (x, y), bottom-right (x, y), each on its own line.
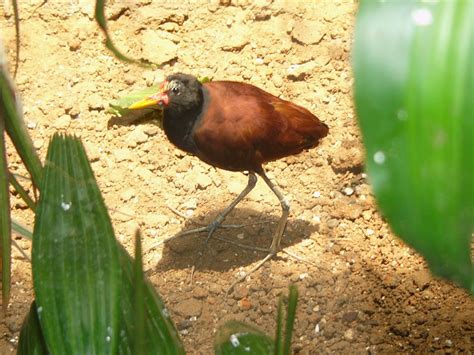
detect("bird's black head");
top-left (162, 73), bottom-right (203, 116)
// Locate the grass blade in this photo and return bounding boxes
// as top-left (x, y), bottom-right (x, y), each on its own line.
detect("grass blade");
top-left (12, 0), bottom-right (20, 77)
top-left (116, 243), bottom-right (185, 354)
top-left (274, 296), bottom-right (284, 355)
top-left (94, 0), bottom-right (144, 65)
top-left (12, 218), bottom-right (33, 240)
top-left (354, 1), bottom-right (473, 292)
top-left (32, 134), bottom-right (121, 354)
top-left (0, 110), bottom-right (12, 312)
top-left (283, 286), bottom-right (298, 355)
top-left (133, 230), bottom-right (145, 355)
top-left (0, 51), bottom-right (43, 190)
top-left (9, 172), bottom-right (36, 211)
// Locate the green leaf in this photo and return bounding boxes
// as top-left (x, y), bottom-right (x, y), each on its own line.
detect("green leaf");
top-left (214, 321), bottom-right (274, 355)
top-left (0, 106), bottom-right (12, 311)
top-left (283, 286), bottom-right (298, 355)
top-left (115, 243), bottom-right (185, 355)
top-left (274, 296), bottom-right (284, 355)
top-left (17, 301), bottom-right (49, 355)
top-left (108, 85), bottom-right (164, 129)
top-left (12, 218), bottom-right (33, 240)
top-left (354, 1), bottom-right (473, 292)
top-left (0, 52), bottom-right (43, 190)
top-left (32, 134), bottom-right (121, 354)
top-left (94, 0), bottom-right (145, 65)
top-left (132, 231), bottom-right (145, 355)
top-left (9, 172), bottom-right (36, 211)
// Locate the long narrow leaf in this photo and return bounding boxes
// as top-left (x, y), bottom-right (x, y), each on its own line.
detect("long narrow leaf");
top-left (94, 0), bottom-right (143, 65)
top-left (12, 0), bottom-right (20, 77)
top-left (274, 296), bottom-right (284, 355)
top-left (9, 172), bottom-right (36, 211)
top-left (12, 218), bottom-right (33, 240)
top-left (32, 134), bottom-right (121, 354)
top-left (283, 286), bottom-right (298, 355)
top-left (116, 243), bottom-right (185, 354)
top-left (354, 1), bottom-right (473, 292)
top-left (133, 230), bottom-right (145, 355)
top-left (17, 301), bottom-right (49, 355)
top-left (0, 53), bottom-right (42, 189)
top-left (0, 109), bottom-right (11, 311)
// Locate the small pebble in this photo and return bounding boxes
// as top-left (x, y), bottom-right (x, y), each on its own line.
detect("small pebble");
top-left (343, 187), bottom-right (354, 196)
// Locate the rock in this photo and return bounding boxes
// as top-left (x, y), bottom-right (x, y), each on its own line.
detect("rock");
top-left (56, 114), bottom-right (71, 129)
top-left (88, 93), bottom-right (104, 110)
top-left (239, 297), bottom-right (252, 310)
top-left (362, 210), bottom-right (372, 221)
top-left (135, 166), bottom-right (155, 181)
top-left (143, 214), bottom-right (169, 227)
top-left (291, 20), bottom-right (326, 45)
top-left (342, 311), bottom-right (358, 323)
top-left (143, 125), bottom-right (160, 136)
top-left (68, 38), bottom-right (81, 51)
top-left (412, 269), bottom-right (432, 290)
top-left (174, 298), bottom-right (202, 318)
top-left (128, 127), bottom-right (148, 145)
top-left (331, 199), bottom-right (363, 221)
top-left (272, 74), bottom-right (283, 87)
top-left (195, 173), bottom-right (212, 189)
top-left (390, 324), bottom-right (409, 337)
top-left (33, 139), bottom-right (44, 149)
top-left (221, 27), bottom-right (249, 51)
top-left (232, 285), bottom-right (249, 300)
top-left (141, 31), bottom-right (178, 64)
top-left (343, 328), bottom-right (355, 341)
top-left (327, 218), bottom-right (339, 229)
top-left (192, 287), bottom-right (208, 299)
top-left (287, 62), bottom-right (317, 81)
top-left (113, 148), bottom-right (132, 162)
top-left (120, 188), bottom-right (135, 202)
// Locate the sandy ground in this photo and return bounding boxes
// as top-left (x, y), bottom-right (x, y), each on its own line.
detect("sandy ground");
top-left (1, 1), bottom-right (472, 354)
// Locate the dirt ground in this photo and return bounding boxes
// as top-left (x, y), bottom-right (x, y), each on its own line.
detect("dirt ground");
top-left (1, 1), bottom-right (473, 354)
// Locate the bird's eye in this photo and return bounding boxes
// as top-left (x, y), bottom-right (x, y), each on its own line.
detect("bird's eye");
top-left (171, 86), bottom-right (180, 95)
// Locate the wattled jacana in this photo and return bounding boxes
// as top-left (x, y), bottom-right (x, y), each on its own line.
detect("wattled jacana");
top-left (129, 73), bottom-right (328, 282)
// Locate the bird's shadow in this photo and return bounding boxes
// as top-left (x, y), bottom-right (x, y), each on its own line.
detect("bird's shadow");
top-left (107, 110), bottom-right (162, 129)
top-left (153, 207), bottom-right (318, 273)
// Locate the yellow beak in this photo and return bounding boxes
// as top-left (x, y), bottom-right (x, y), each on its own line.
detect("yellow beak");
top-left (128, 97), bottom-right (160, 110)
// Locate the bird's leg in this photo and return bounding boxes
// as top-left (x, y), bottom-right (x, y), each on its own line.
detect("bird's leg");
top-left (227, 170), bottom-right (290, 293)
top-left (259, 170), bottom-right (290, 254)
top-left (203, 172), bottom-right (257, 244)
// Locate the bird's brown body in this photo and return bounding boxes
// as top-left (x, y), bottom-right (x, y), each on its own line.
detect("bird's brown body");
top-left (190, 81), bottom-right (328, 172)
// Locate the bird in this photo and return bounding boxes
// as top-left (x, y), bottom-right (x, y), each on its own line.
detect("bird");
top-left (129, 73), bottom-right (328, 286)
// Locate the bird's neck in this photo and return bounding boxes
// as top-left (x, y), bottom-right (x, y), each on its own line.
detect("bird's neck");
top-left (162, 87), bottom-right (208, 154)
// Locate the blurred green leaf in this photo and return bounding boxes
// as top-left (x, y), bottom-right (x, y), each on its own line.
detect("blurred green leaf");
top-left (0, 53), bottom-right (43, 190)
top-left (12, 218), bottom-right (33, 240)
top-left (283, 286), bottom-right (298, 355)
top-left (12, 0), bottom-right (20, 77)
top-left (214, 321), bottom-right (274, 355)
top-left (94, 0), bottom-right (145, 65)
top-left (354, 1), bottom-right (473, 292)
top-left (32, 134), bottom-right (121, 354)
top-left (9, 172), bottom-right (36, 211)
top-left (0, 107), bottom-right (12, 311)
top-left (17, 301), bottom-right (49, 355)
top-left (132, 231), bottom-right (145, 355)
top-left (115, 243), bottom-right (185, 354)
